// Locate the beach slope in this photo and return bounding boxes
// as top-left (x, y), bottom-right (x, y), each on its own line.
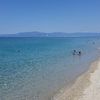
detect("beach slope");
top-left (78, 60), bottom-right (100, 100)
top-left (52, 59), bottom-right (100, 100)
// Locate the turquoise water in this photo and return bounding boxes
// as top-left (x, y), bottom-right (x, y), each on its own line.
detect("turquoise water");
top-left (0, 37), bottom-right (100, 100)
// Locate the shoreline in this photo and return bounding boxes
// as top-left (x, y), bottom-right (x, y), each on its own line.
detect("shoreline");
top-left (51, 58), bottom-right (99, 100)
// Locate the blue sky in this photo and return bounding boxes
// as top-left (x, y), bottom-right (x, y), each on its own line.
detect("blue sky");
top-left (0, 0), bottom-right (100, 34)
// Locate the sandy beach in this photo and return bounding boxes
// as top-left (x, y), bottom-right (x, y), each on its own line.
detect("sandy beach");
top-left (78, 60), bottom-right (100, 100)
top-left (52, 59), bottom-right (100, 100)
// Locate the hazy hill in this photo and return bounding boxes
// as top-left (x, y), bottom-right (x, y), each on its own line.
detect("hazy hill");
top-left (0, 31), bottom-right (100, 37)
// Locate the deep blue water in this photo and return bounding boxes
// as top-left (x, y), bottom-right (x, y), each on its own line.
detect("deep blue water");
top-left (0, 37), bottom-right (100, 100)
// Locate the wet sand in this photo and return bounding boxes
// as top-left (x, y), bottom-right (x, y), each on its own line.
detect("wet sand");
top-left (51, 59), bottom-right (100, 100)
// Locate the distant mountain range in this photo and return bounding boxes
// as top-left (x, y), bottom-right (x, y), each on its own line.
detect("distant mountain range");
top-left (0, 31), bottom-right (100, 37)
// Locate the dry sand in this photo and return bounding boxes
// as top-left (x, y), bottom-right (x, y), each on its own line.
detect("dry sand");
top-left (51, 59), bottom-right (100, 100)
top-left (78, 60), bottom-right (100, 100)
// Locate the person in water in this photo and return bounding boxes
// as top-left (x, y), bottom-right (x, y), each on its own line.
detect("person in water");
top-left (72, 50), bottom-right (82, 56)
top-left (78, 51), bottom-right (81, 56)
top-left (73, 50), bottom-right (77, 55)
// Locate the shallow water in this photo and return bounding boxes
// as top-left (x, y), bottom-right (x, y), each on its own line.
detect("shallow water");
top-left (0, 37), bottom-right (100, 100)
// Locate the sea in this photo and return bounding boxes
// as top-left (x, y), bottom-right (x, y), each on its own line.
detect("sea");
top-left (0, 37), bottom-right (100, 100)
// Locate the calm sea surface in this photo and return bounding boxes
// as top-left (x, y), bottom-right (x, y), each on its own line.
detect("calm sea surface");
top-left (0, 37), bottom-right (100, 100)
